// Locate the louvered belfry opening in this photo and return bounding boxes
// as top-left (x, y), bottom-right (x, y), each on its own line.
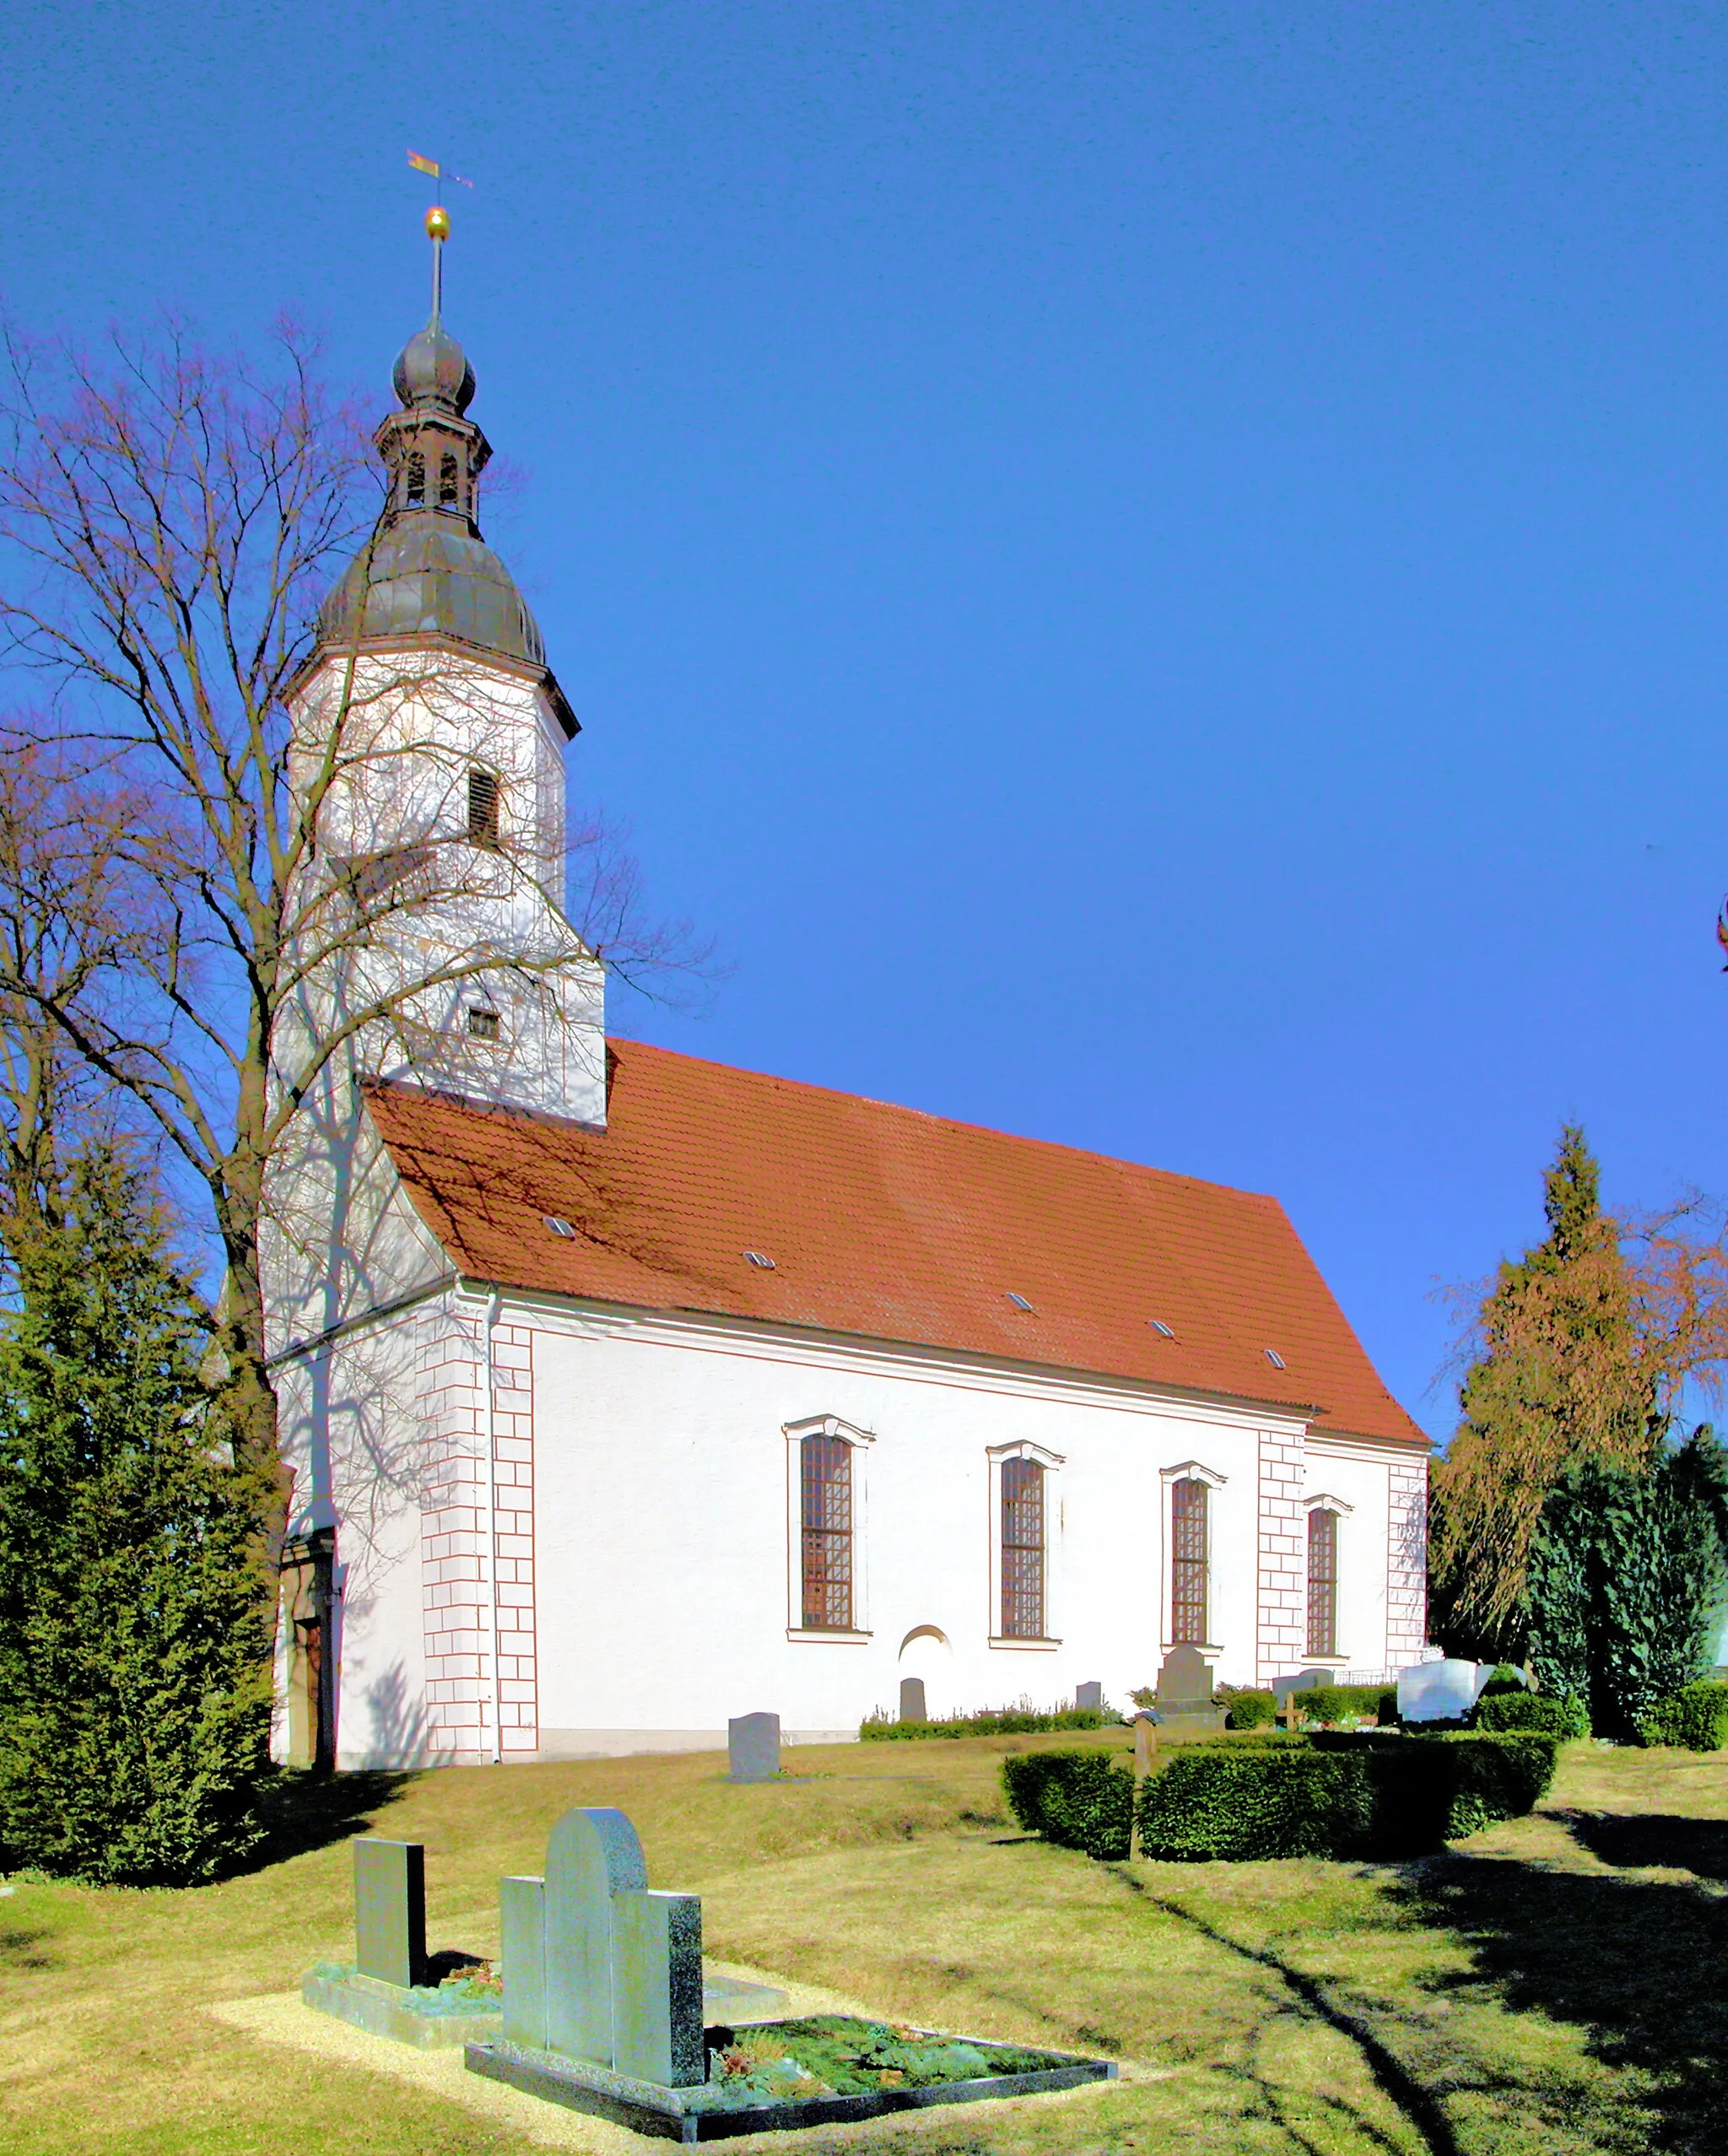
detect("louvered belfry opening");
top-left (1000, 1456), bottom-right (1045, 1638)
top-left (1306, 1506), bottom-right (1338, 1658)
top-left (467, 766), bottom-right (500, 849)
top-left (800, 1433), bottom-right (853, 1630)
top-left (1170, 1477), bottom-right (1208, 1644)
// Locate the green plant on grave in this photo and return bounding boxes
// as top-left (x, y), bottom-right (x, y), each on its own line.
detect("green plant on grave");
top-left (1219, 1686), bottom-right (1276, 1729)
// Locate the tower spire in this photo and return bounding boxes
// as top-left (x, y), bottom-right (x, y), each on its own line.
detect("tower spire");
top-left (426, 203), bottom-right (449, 326)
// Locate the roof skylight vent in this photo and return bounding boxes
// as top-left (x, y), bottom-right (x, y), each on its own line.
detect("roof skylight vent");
top-left (1149, 1319), bottom-right (1174, 1338)
top-left (544, 1215), bottom-right (575, 1239)
top-left (744, 1250), bottom-right (776, 1269)
top-left (1265, 1347), bottom-right (1287, 1369)
top-left (1005, 1292), bottom-right (1034, 1312)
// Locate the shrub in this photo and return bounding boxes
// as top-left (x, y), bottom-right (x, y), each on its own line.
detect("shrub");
top-left (1223, 1688), bottom-right (1276, 1730)
top-left (1134, 1731), bottom-right (1558, 1862)
top-left (1478, 1663), bottom-right (1530, 1699)
top-left (1290, 1683), bottom-right (1390, 1726)
top-left (861, 1699), bottom-right (1117, 1742)
top-left (1376, 1688), bottom-right (1398, 1726)
top-left (1472, 1690), bottom-right (1588, 1738)
top-left (1001, 1750), bottom-right (1133, 1859)
top-left (1637, 1679), bottom-right (1728, 1752)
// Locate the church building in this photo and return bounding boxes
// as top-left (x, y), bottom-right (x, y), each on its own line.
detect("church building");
top-left (267, 249), bottom-right (1428, 1771)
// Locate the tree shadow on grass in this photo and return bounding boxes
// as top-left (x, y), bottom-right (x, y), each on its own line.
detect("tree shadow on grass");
top-left (1552, 1809), bottom-right (1728, 1883)
top-left (1397, 1844), bottom-right (1728, 2152)
top-left (229, 1769), bottom-right (419, 1878)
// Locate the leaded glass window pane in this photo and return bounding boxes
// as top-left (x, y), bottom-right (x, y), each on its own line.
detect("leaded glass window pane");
top-left (1306, 1506), bottom-right (1337, 1660)
top-left (1001, 1456), bottom-right (1045, 1638)
top-left (800, 1434), bottom-right (853, 1630)
top-left (1170, 1478), bottom-right (1207, 1644)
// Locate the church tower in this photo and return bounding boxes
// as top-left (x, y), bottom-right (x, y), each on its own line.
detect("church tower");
top-left (285, 206), bottom-right (606, 1129)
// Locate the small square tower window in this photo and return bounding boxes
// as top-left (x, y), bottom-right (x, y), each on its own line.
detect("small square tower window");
top-left (467, 1007), bottom-right (500, 1041)
top-left (467, 767), bottom-right (500, 850)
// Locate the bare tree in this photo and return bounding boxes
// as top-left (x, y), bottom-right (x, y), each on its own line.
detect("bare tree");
top-left (0, 316), bottom-right (705, 1536)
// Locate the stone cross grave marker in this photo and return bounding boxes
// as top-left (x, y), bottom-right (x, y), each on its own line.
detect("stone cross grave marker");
top-left (1075, 1680), bottom-right (1104, 1712)
top-left (728, 1711), bottom-right (780, 1782)
top-left (899, 1677), bottom-right (927, 1723)
top-left (354, 1839), bottom-right (426, 1991)
top-left (501, 1807), bottom-right (705, 2088)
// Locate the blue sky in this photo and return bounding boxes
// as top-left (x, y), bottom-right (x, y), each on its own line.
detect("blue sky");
top-left (5, 2), bottom-right (1726, 1438)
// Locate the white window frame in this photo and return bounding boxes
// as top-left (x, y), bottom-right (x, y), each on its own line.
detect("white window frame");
top-left (1301, 1492), bottom-right (1353, 1666)
top-left (1159, 1460), bottom-right (1228, 1656)
top-left (784, 1414), bottom-right (874, 1642)
top-left (987, 1441), bottom-right (1065, 1649)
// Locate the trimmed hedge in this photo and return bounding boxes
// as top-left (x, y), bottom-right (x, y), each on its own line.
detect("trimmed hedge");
top-left (1001, 1749), bottom-right (1133, 1860)
top-left (1638, 1679), bottom-right (1728, 1753)
top-left (1135, 1731), bottom-right (1559, 1861)
top-left (861, 1704), bottom-right (1116, 1742)
top-left (1472, 1690), bottom-right (1589, 1739)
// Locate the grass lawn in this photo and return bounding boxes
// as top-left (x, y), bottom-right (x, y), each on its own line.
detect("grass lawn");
top-left (3, 1732), bottom-right (1728, 2153)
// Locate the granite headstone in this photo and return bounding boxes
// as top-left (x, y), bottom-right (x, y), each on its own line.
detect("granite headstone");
top-left (1075, 1680), bottom-right (1104, 1712)
top-left (728, 1710), bottom-right (781, 1782)
top-left (353, 1839), bottom-right (425, 1991)
top-left (899, 1677), bottom-right (927, 1723)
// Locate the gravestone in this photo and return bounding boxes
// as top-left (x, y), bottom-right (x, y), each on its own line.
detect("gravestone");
top-left (1152, 1646), bottom-right (1226, 1733)
top-left (1272, 1669), bottom-right (1331, 1701)
top-left (899, 1677), bottom-right (927, 1722)
top-left (354, 1839), bottom-right (426, 1991)
top-left (1075, 1680), bottom-right (1104, 1712)
top-left (728, 1711), bottom-right (780, 1782)
top-left (501, 1806), bottom-right (705, 2088)
top-left (1131, 1714), bottom-right (1158, 1777)
top-left (1396, 1657), bottom-right (1482, 1725)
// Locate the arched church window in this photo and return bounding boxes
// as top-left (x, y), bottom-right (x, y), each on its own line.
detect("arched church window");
top-left (405, 453), bottom-right (425, 508)
top-left (1000, 1456), bottom-right (1045, 1639)
top-left (1306, 1506), bottom-right (1338, 1659)
top-left (1170, 1477), bottom-right (1208, 1644)
top-left (439, 451), bottom-right (459, 507)
top-left (799, 1433), bottom-right (853, 1631)
top-left (467, 767), bottom-right (500, 850)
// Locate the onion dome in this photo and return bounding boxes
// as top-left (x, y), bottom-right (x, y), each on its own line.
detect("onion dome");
top-left (315, 316), bottom-right (551, 678)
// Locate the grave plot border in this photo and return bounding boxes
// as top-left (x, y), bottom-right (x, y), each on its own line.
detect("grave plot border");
top-left (466, 2029), bottom-right (1117, 2142)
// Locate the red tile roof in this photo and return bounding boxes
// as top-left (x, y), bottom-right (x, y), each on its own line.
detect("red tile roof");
top-left (364, 1040), bottom-right (1425, 1448)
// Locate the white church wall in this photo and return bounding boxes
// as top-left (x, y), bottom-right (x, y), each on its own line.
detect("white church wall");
top-left (283, 649), bottom-right (606, 1127)
top-left (1302, 1439), bottom-right (1397, 1673)
top-left (273, 1300), bottom-right (440, 1769)
top-left (517, 1305), bottom-right (1314, 1750)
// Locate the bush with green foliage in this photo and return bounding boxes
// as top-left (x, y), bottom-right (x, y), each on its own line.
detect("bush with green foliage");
top-left (1000, 1748), bottom-right (1133, 1859)
top-left (1527, 1426), bottom-right (1728, 1738)
top-left (1133, 1731), bottom-right (1558, 1862)
top-left (1472, 1689), bottom-right (1590, 1739)
top-left (1290, 1683), bottom-right (1390, 1726)
top-left (1478, 1663), bottom-right (1530, 1698)
top-left (861, 1699), bottom-right (1116, 1742)
top-left (1637, 1679), bottom-right (1728, 1752)
top-left (1222, 1688), bottom-right (1276, 1730)
top-left (0, 1148), bottom-right (273, 1884)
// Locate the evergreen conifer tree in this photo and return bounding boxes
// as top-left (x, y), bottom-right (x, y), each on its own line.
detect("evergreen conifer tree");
top-left (1526, 1426), bottom-right (1728, 1735)
top-left (0, 1147), bottom-right (272, 1883)
top-left (1432, 1125), bottom-right (1658, 1658)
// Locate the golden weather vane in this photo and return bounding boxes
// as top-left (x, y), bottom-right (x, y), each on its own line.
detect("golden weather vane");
top-left (406, 151), bottom-right (473, 323)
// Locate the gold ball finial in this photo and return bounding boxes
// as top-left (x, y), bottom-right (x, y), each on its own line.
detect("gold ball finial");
top-left (425, 204), bottom-right (451, 241)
